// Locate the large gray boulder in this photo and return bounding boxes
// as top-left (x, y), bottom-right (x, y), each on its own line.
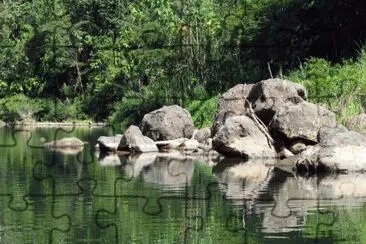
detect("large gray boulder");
top-left (250, 78), bottom-right (307, 124)
top-left (212, 116), bottom-right (276, 158)
top-left (211, 84), bottom-right (254, 136)
top-left (211, 79), bottom-right (307, 137)
top-left (269, 101), bottom-right (337, 143)
top-left (140, 105), bottom-right (195, 141)
top-left (97, 135), bottom-right (123, 152)
top-left (316, 125), bottom-right (366, 172)
top-left (119, 125), bottom-right (158, 153)
top-left (281, 125), bottom-right (366, 173)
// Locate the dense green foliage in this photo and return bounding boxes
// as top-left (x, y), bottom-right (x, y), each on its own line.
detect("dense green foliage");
top-left (1, 0), bottom-right (366, 125)
top-left (286, 48), bottom-right (366, 123)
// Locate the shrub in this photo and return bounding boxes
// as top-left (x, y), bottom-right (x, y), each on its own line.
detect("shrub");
top-left (108, 83), bottom-right (172, 129)
top-left (0, 94), bottom-right (41, 122)
top-left (184, 96), bottom-right (218, 128)
top-left (287, 50), bottom-right (366, 123)
top-left (36, 98), bottom-right (89, 122)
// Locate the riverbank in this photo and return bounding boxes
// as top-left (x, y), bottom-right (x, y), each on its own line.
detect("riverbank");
top-left (3, 121), bottom-right (108, 128)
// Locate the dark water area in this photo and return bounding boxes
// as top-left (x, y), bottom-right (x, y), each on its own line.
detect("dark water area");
top-left (0, 126), bottom-right (365, 243)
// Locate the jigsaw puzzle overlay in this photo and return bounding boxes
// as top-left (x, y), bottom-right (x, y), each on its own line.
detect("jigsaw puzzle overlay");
top-left (2, 124), bottom-right (366, 243)
top-left (1, 0), bottom-right (366, 243)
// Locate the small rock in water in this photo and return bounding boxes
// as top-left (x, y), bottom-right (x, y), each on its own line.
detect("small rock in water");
top-left (44, 137), bottom-right (84, 148)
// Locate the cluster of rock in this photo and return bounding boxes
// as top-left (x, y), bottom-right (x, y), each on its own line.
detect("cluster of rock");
top-left (54, 78), bottom-right (365, 174)
top-left (211, 78), bottom-right (366, 173)
top-left (96, 105), bottom-right (213, 156)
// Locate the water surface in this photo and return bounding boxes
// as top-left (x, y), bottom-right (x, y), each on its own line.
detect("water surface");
top-left (0, 126), bottom-right (365, 243)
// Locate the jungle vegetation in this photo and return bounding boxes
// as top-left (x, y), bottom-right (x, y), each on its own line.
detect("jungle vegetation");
top-left (1, 0), bottom-right (366, 127)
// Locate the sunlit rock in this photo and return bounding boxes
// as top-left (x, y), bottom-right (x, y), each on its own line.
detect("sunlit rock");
top-left (97, 135), bottom-right (123, 152)
top-left (118, 125), bottom-right (158, 153)
top-left (251, 78), bottom-right (307, 125)
top-left (213, 116), bottom-right (276, 158)
top-left (140, 105), bottom-right (195, 141)
top-left (211, 84), bottom-right (254, 136)
top-left (269, 101), bottom-right (337, 143)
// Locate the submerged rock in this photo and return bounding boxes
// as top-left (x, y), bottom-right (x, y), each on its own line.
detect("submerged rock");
top-left (140, 105), bottom-right (195, 141)
top-left (43, 137), bottom-right (85, 154)
top-left (212, 115), bottom-right (276, 158)
top-left (44, 137), bottom-right (84, 148)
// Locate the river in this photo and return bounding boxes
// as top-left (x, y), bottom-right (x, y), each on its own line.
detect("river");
top-left (0, 126), bottom-right (365, 243)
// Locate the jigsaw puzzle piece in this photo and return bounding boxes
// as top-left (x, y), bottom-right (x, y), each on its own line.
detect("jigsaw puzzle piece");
top-left (0, 129), bottom-right (48, 211)
top-left (213, 157), bottom-right (276, 202)
top-left (0, 127), bottom-right (35, 148)
top-left (28, 125), bottom-right (107, 197)
top-left (80, 151), bottom-right (219, 243)
top-left (0, 194), bottom-right (70, 243)
top-left (95, 195), bottom-right (204, 244)
top-left (81, 152), bottom-right (194, 212)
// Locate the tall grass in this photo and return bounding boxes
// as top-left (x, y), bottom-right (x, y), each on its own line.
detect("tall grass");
top-left (286, 48), bottom-right (366, 124)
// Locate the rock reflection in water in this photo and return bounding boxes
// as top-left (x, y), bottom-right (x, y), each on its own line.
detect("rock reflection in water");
top-left (46, 147), bottom-right (84, 155)
top-left (97, 153), bottom-right (122, 166)
top-left (141, 155), bottom-right (194, 187)
top-left (98, 151), bottom-right (194, 188)
top-left (213, 157), bottom-right (275, 202)
top-left (214, 158), bottom-right (366, 235)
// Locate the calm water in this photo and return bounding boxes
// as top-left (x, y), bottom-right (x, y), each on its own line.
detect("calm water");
top-left (0, 126), bottom-right (365, 243)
